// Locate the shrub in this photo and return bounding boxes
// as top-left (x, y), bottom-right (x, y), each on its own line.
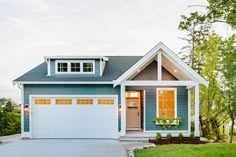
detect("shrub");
top-left (189, 132), bottom-right (195, 140)
top-left (178, 133), bottom-right (184, 140)
top-left (156, 133), bottom-right (162, 140)
top-left (166, 133), bottom-right (172, 140)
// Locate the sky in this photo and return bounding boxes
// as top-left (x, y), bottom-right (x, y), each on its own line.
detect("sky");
top-left (0, 0), bottom-right (225, 103)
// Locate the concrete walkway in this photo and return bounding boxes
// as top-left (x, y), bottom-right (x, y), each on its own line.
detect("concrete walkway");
top-left (0, 136), bottom-right (127, 157)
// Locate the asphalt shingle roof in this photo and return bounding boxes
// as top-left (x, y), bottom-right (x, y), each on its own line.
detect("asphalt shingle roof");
top-left (13, 56), bottom-right (142, 82)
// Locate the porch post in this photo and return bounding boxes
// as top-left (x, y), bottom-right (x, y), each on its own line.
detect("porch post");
top-left (194, 84), bottom-right (200, 137)
top-left (120, 84), bottom-right (126, 136)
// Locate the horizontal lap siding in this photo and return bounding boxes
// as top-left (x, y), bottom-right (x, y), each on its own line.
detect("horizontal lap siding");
top-left (127, 86), bottom-right (188, 131)
top-left (24, 84), bottom-right (120, 132)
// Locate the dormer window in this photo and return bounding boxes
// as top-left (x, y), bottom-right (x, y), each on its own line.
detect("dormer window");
top-left (56, 60), bottom-right (95, 74)
top-left (71, 63), bottom-right (80, 72)
top-left (58, 63), bottom-right (68, 72)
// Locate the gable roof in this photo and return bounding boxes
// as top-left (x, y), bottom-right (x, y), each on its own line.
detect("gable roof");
top-left (13, 56), bottom-right (142, 84)
top-left (114, 42), bottom-right (208, 87)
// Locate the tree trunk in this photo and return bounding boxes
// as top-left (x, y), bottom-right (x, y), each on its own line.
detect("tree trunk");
top-left (210, 118), bottom-right (221, 141)
top-left (229, 116), bottom-right (235, 143)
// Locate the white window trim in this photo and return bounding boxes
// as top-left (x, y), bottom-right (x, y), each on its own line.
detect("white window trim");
top-left (55, 60), bottom-right (95, 74)
top-left (156, 88), bottom-right (177, 118)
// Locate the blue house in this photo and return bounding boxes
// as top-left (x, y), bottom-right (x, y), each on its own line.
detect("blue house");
top-left (13, 42), bottom-right (208, 139)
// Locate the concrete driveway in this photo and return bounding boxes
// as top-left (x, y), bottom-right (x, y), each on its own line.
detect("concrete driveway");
top-left (0, 135), bottom-right (127, 157)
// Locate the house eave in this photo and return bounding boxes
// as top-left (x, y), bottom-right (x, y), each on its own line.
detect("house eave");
top-left (13, 81), bottom-right (113, 85)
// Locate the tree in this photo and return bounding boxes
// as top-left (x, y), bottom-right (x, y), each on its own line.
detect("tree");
top-left (220, 35), bottom-right (236, 143)
top-left (0, 101), bottom-right (21, 135)
top-left (178, 0), bottom-right (236, 142)
top-left (194, 35), bottom-right (225, 140)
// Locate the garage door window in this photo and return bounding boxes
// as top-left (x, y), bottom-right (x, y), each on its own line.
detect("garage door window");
top-left (56, 99), bottom-right (72, 105)
top-left (98, 99), bottom-right (115, 105)
top-left (34, 99), bottom-right (51, 105)
top-left (77, 99), bottom-right (93, 105)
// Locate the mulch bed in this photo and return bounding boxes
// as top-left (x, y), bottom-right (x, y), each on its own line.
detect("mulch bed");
top-left (149, 138), bottom-right (208, 145)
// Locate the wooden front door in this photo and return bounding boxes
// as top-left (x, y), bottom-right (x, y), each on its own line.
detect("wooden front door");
top-left (126, 91), bottom-right (141, 129)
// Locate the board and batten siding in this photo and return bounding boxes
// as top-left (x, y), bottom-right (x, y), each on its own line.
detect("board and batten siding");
top-left (127, 86), bottom-right (188, 131)
top-left (23, 84), bottom-right (120, 132)
top-left (131, 61), bottom-right (177, 80)
top-left (49, 59), bottom-right (100, 76)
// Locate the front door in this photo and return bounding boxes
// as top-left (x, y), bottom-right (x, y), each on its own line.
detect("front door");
top-left (126, 91), bottom-right (141, 129)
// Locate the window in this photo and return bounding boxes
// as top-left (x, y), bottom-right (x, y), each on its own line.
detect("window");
top-left (77, 99), bottom-right (93, 105)
top-left (34, 99), bottom-right (51, 105)
top-left (57, 63), bottom-right (68, 72)
top-left (56, 60), bottom-right (94, 74)
top-left (157, 89), bottom-right (176, 118)
top-left (71, 63), bottom-right (80, 72)
top-left (126, 91), bottom-right (140, 98)
top-left (98, 99), bottom-right (115, 105)
top-left (56, 99), bottom-right (72, 105)
top-left (83, 62), bottom-right (93, 72)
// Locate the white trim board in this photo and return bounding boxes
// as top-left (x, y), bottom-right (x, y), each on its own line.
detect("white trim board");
top-left (123, 81), bottom-right (197, 86)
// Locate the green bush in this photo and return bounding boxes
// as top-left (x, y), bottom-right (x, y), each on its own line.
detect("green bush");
top-left (156, 133), bottom-right (162, 140)
top-left (189, 132), bottom-right (195, 140)
top-left (178, 133), bottom-right (184, 140)
top-left (0, 101), bottom-right (21, 136)
top-left (166, 133), bottom-right (172, 140)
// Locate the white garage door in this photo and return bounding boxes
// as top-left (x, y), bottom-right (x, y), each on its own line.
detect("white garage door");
top-left (30, 95), bottom-right (118, 139)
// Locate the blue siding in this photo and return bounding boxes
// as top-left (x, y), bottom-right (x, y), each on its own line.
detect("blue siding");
top-left (23, 84), bottom-right (120, 132)
top-left (127, 86), bottom-right (188, 131)
top-left (50, 59), bottom-right (100, 76)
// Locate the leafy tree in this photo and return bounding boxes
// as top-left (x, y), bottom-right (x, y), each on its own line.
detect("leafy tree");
top-left (0, 101), bottom-right (21, 136)
top-left (194, 35), bottom-right (225, 140)
top-left (178, 0), bottom-right (236, 142)
top-left (220, 35), bottom-right (236, 143)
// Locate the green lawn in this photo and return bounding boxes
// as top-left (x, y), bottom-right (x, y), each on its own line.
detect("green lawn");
top-left (134, 144), bottom-right (236, 157)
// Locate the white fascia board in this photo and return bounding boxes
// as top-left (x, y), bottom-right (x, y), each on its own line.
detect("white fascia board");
top-left (114, 42), bottom-right (165, 87)
top-left (45, 56), bottom-right (108, 60)
top-left (123, 80), bottom-right (197, 86)
top-left (13, 81), bottom-right (113, 85)
top-left (160, 45), bottom-right (208, 87)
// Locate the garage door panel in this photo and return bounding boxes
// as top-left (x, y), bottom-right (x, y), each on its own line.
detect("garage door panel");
top-left (31, 96), bottom-right (118, 139)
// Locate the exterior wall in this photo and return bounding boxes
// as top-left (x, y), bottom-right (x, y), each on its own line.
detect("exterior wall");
top-left (126, 86), bottom-right (188, 131)
top-left (50, 59), bottom-right (100, 76)
top-left (131, 61), bottom-right (177, 80)
top-left (23, 84), bottom-right (120, 132)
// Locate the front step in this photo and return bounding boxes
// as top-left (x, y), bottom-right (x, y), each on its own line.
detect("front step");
top-left (119, 136), bottom-right (150, 143)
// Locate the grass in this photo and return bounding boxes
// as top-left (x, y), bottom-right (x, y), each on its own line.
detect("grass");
top-left (134, 144), bottom-right (236, 157)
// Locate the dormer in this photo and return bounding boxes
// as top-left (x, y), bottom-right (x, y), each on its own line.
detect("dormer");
top-left (44, 56), bottom-right (109, 77)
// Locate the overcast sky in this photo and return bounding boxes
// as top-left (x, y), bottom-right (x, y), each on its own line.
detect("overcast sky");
top-left (0, 0), bottom-right (218, 103)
